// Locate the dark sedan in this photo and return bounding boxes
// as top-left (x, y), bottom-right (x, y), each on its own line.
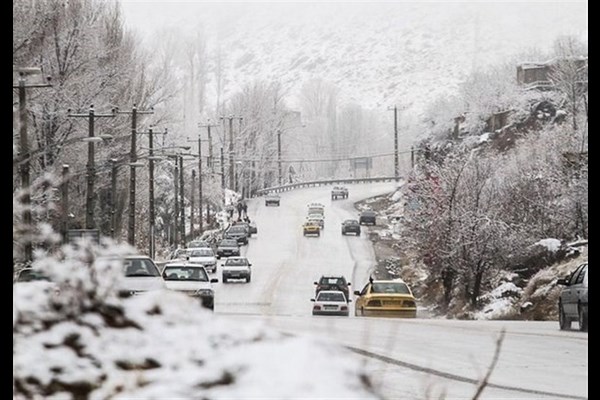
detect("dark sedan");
top-left (341, 219), bottom-right (361, 236)
top-left (224, 225), bottom-right (249, 245)
top-left (216, 239), bottom-right (241, 259)
top-left (359, 210), bottom-right (377, 225)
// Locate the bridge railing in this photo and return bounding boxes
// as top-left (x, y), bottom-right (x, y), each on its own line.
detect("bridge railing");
top-left (252, 176), bottom-right (402, 197)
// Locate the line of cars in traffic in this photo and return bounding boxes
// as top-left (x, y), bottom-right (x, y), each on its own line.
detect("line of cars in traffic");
top-left (310, 274), bottom-right (418, 318)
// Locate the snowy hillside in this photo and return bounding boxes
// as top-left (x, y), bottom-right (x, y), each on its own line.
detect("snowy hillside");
top-left (123, 1), bottom-right (588, 116)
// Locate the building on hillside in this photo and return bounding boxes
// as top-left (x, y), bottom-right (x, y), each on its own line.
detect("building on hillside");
top-left (517, 56), bottom-right (588, 90)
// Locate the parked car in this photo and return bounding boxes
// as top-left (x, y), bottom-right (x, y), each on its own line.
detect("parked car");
top-left (13, 268), bottom-right (60, 298)
top-left (119, 255), bottom-right (166, 297)
top-left (162, 262), bottom-right (218, 310)
top-left (314, 275), bottom-right (351, 301)
top-left (265, 194), bottom-right (281, 206)
top-left (216, 239), bottom-right (241, 259)
top-left (557, 262), bottom-right (588, 331)
top-left (341, 219), bottom-right (361, 236)
top-left (303, 221), bottom-right (321, 237)
top-left (187, 248), bottom-right (218, 273)
top-left (354, 278), bottom-right (417, 317)
top-left (221, 256), bottom-right (252, 283)
top-left (359, 210), bottom-right (377, 225)
top-left (224, 225), bottom-right (249, 245)
top-left (311, 290), bottom-right (351, 316)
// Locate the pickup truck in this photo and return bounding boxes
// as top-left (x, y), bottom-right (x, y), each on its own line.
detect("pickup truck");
top-left (331, 186), bottom-right (348, 200)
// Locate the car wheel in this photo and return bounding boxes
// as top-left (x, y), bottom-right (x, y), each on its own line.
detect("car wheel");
top-left (559, 303), bottom-right (571, 330)
top-left (354, 307), bottom-right (359, 317)
top-left (223, 276), bottom-right (228, 284)
top-left (361, 307), bottom-right (365, 316)
top-left (578, 305), bottom-right (588, 332)
top-left (246, 275), bottom-right (251, 283)
top-left (341, 230), bottom-right (345, 235)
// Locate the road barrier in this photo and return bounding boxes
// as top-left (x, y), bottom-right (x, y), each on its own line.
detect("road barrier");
top-left (253, 176), bottom-right (403, 197)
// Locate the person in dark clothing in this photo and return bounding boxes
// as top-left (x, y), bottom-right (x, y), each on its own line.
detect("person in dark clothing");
top-left (236, 202), bottom-right (243, 220)
top-left (242, 202), bottom-right (248, 218)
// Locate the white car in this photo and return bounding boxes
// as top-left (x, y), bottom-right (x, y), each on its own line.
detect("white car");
top-left (187, 248), bottom-right (217, 273)
top-left (162, 262), bottom-right (218, 310)
top-left (222, 256), bottom-right (252, 283)
top-left (311, 290), bottom-right (350, 316)
top-left (307, 213), bottom-right (324, 229)
top-left (119, 255), bottom-right (166, 297)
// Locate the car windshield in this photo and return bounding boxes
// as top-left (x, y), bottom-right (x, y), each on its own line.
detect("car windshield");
top-left (220, 240), bottom-right (238, 247)
top-left (371, 282), bottom-right (410, 294)
top-left (188, 241), bottom-right (209, 248)
top-left (362, 211), bottom-right (376, 216)
top-left (321, 277), bottom-right (346, 286)
top-left (163, 266), bottom-right (208, 282)
top-left (317, 292), bottom-right (346, 302)
top-left (228, 227), bottom-right (246, 233)
top-left (225, 258), bottom-right (249, 266)
top-left (17, 269), bottom-right (51, 282)
top-left (124, 259), bottom-right (160, 277)
top-left (344, 220), bottom-right (358, 225)
top-left (190, 249), bottom-right (214, 257)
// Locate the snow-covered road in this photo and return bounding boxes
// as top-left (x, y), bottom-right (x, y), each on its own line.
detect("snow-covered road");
top-left (213, 183), bottom-right (588, 400)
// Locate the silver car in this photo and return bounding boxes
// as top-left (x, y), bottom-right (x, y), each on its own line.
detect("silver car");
top-left (162, 262), bottom-right (218, 310)
top-left (558, 262), bottom-right (588, 331)
top-left (311, 290), bottom-right (351, 316)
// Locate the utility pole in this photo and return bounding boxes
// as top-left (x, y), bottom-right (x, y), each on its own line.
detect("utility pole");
top-left (178, 155), bottom-right (185, 247)
top-left (68, 105), bottom-right (116, 230)
top-left (191, 169), bottom-right (196, 238)
top-left (173, 160), bottom-right (179, 246)
top-left (411, 146), bottom-right (415, 169)
top-left (117, 104), bottom-right (154, 247)
top-left (220, 115), bottom-right (242, 190)
top-left (60, 165), bottom-right (70, 241)
top-left (277, 129), bottom-right (282, 186)
top-left (393, 105), bottom-right (399, 181)
top-left (197, 122), bottom-right (216, 232)
top-left (220, 147), bottom-right (225, 189)
top-left (13, 69), bottom-right (52, 261)
top-left (138, 127), bottom-right (167, 259)
top-left (109, 159), bottom-right (118, 238)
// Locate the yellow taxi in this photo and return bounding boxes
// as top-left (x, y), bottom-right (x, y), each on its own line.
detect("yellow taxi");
top-left (353, 278), bottom-right (417, 317)
top-left (303, 221), bottom-right (321, 237)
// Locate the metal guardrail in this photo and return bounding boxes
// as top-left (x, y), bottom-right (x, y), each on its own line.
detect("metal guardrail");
top-left (253, 176), bottom-right (402, 196)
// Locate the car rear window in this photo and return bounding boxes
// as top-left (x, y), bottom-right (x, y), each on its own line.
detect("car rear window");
top-left (317, 292), bottom-right (346, 302)
top-left (371, 282), bottom-right (410, 294)
top-left (225, 258), bottom-right (249, 266)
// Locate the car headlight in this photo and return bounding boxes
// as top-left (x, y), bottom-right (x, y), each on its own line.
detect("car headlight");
top-left (197, 289), bottom-right (214, 297)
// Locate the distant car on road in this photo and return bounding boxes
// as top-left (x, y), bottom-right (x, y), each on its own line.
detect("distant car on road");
top-left (311, 290), bottom-right (351, 316)
top-left (168, 248), bottom-right (189, 261)
top-left (221, 256), bottom-right (252, 283)
top-left (162, 262), bottom-right (218, 310)
top-left (216, 239), bottom-right (241, 259)
top-left (557, 262), bottom-right (588, 331)
top-left (187, 248), bottom-right (217, 273)
top-left (303, 221), bottom-right (321, 237)
top-left (314, 275), bottom-right (351, 301)
top-left (307, 213), bottom-right (324, 229)
top-left (359, 210), bottom-right (377, 226)
top-left (341, 219), bottom-right (361, 236)
top-left (232, 220), bottom-right (256, 237)
top-left (354, 279), bottom-right (417, 317)
top-left (224, 225), bottom-right (249, 245)
top-left (265, 194), bottom-right (281, 206)
top-left (187, 240), bottom-right (211, 249)
top-left (331, 186), bottom-right (348, 200)
top-left (307, 203), bottom-right (325, 217)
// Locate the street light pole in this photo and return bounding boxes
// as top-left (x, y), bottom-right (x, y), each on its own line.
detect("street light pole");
top-left (117, 104), bottom-right (154, 247)
top-left (67, 105), bottom-right (116, 230)
top-left (220, 147), bottom-right (225, 189)
top-left (13, 69), bottom-right (52, 261)
top-left (173, 160), bottom-right (179, 246)
top-left (110, 159), bottom-right (118, 238)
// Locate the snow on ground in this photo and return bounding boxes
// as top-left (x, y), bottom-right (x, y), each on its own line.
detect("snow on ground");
top-left (534, 238), bottom-right (562, 253)
top-left (13, 243), bottom-right (382, 399)
top-left (474, 282), bottom-right (523, 320)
